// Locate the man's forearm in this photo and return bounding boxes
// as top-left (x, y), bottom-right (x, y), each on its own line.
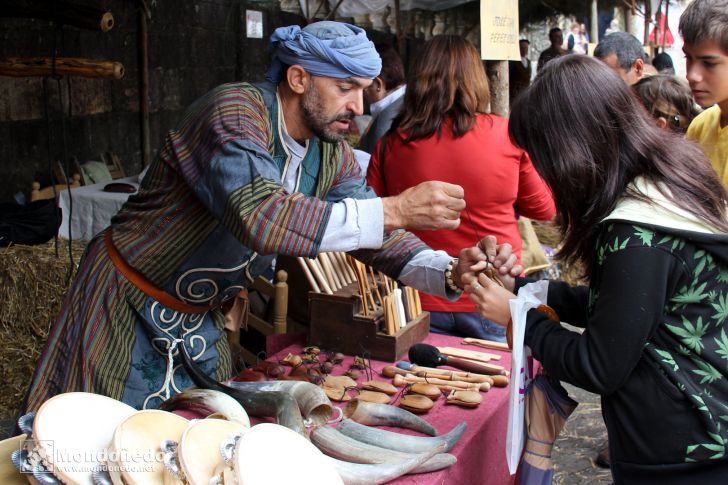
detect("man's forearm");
top-left (318, 198), bottom-right (384, 252)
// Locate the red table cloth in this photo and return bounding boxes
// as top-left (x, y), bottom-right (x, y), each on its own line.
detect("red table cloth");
top-left (266, 332), bottom-right (516, 485)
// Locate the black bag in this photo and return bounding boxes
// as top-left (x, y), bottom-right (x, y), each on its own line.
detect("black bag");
top-left (0, 200), bottom-right (61, 246)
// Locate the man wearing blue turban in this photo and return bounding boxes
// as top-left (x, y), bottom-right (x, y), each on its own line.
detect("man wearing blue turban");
top-left (23, 22), bottom-right (515, 414)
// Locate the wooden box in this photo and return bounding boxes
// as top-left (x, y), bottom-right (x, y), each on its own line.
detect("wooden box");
top-left (307, 281), bottom-right (430, 362)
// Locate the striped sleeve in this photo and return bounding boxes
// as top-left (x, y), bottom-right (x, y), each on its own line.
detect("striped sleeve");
top-left (170, 83), bottom-right (333, 256)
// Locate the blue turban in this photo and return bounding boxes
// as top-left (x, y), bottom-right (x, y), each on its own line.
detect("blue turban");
top-left (265, 21), bottom-right (382, 84)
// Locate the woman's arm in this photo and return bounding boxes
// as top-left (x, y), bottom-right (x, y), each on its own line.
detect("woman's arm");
top-left (515, 278), bottom-right (590, 328)
top-left (365, 137), bottom-right (387, 196)
top-left (524, 246), bottom-right (682, 394)
top-left (513, 151), bottom-right (556, 221)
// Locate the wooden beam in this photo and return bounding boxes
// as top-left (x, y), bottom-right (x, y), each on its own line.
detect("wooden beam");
top-left (2, 0), bottom-right (114, 32)
top-left (394, 0), bottom-right (404, 58)
top-left (137, 3), bottom-right (151, 168)
top-left (325, 0), bottom-right (345, 21)
top-left (643, 0), bottom-right (651, 46)
top-left (590, 0), bottom-right (599, 44)
top-left (661, 0), bottom-right (669, 51)
top-left (0, 57), bottom-right (124, 79)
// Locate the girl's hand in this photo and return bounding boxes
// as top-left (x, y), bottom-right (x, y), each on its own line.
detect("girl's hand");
top-left (477, 235), bottom-right (521, 292)
top-left (465, 272), bottom-right (516, 326)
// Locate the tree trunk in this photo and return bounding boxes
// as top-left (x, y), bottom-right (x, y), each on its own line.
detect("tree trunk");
top-left (486, 60), bottom-right (508, 117)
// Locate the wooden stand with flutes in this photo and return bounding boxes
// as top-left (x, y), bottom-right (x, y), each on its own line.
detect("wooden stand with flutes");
top-left (279, 253), bottom-right (430, 362)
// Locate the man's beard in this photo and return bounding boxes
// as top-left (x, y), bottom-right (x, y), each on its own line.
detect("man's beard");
top-left (301, 83), bottom-right (353, 143)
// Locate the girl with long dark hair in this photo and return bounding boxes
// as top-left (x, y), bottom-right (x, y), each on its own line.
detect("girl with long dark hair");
top-left (466, 55), bottom-right (728, 482)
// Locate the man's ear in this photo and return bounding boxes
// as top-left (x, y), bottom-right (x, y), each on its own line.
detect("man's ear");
top-left (633, 57), bottom-right (644, 79)
top-left (286, 65), bottom-right (310, 94)
top-left (373, 76), bottom-right (384, 92)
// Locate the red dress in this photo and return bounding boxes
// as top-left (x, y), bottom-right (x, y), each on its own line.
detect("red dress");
top-left (367, 114), bottom-right (555, 313)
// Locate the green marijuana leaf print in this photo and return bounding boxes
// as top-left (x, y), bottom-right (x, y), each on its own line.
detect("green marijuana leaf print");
top-left (715, 329), bottom-right (728, 365)
top-left (666, 316), bottom-right (708, 353)
top-left (655, 348), bottom-right (679, 372)
top-left (633, 226), bottom-right (654, 246)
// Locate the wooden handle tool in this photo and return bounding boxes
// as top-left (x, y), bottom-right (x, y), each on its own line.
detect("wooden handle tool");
top-left (463, 337), bottom-right (511, 352)
top-left (444, 355), bottom-right (506, 375)
top-left (409, 365), bottom-right (493, 385)
top-left (438, 346), bottom-right (502, 362)
top-left (392, 373), bottom-right (488, 392)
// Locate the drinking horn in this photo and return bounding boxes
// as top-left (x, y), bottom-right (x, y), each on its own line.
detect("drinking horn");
top-left (226, 380), bottom-right (332, 427)
top-left (336, 419), bottom-right (467, 453)
top-left (178, 341), bottom-right (305, 435)
top-left (310, 426), bottom-right (456, 473)
top-left (325, 444), bottom-right (445, 485)
top-left (343, 400), bottom-right (437, 436)
top-left (159, 388), bottom-right (250, 427)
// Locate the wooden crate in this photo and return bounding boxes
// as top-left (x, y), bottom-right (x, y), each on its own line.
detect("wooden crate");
top-left (308, 281), bottom-right (430, 362)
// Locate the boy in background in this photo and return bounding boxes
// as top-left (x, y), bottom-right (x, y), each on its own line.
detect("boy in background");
top-left (680, 0), bottom-right (728, 184)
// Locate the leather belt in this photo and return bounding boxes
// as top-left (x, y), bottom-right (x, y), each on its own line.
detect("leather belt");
top-left (104, 230), bottom-right (215, 314)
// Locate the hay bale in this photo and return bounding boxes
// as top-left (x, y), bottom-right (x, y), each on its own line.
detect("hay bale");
top-left (531, 220), bottom-right (563, 249)
top-left (532, 220), bottom-right (587, 287)
top-left (0, 240), bottom-right (86, 421)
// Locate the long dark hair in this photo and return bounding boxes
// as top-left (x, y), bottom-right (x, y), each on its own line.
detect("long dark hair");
top-left (509, 55), bottom-right (728, 278)
top-left (395, 35), bottom-right (489, 141)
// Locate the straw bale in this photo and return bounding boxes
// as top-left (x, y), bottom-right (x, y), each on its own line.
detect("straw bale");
top-left (532, 220), bottom-right (587, 286)
top-left (531, 219), bottom-right (562, 249)
top-left (0, 240), bottom-right (85, 421)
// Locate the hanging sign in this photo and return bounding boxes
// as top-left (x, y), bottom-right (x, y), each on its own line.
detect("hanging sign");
top-left (480, 0), bottom-right (520, 60)
top-left (246, 10), bottom-right (263, 39)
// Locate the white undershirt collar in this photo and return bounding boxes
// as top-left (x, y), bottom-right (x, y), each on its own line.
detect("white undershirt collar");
top-left (370, 85), bottom-right (406, 117)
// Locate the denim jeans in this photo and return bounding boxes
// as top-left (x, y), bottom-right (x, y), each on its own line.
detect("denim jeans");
top-left (429, 311), bottom-right (507, 343)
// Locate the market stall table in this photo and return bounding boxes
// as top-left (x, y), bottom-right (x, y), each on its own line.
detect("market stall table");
top-left (57, 175), bottom-right (139, 241)
top-left (268, 332), bottom-right (518, 485)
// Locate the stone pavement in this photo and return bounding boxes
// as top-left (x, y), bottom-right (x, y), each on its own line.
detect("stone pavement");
top-left (552, 383), bottom-right (613, 484)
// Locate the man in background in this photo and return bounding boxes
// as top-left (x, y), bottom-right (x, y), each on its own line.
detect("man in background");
top-left (594, 31), bottom-right (646, 85)
top-left (537, 28), bottom-right (567, 73)
top-left (509, 39), bottom-right (532, 103)
top-left (358, 43), bottom-right (406, 155)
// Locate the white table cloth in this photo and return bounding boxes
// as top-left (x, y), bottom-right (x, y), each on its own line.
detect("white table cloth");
top-left (58, 176), bottom-right (139, 241)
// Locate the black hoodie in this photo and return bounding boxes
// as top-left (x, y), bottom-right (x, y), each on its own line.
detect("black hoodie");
top-left (517, 188), bottom-right (728, 483)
